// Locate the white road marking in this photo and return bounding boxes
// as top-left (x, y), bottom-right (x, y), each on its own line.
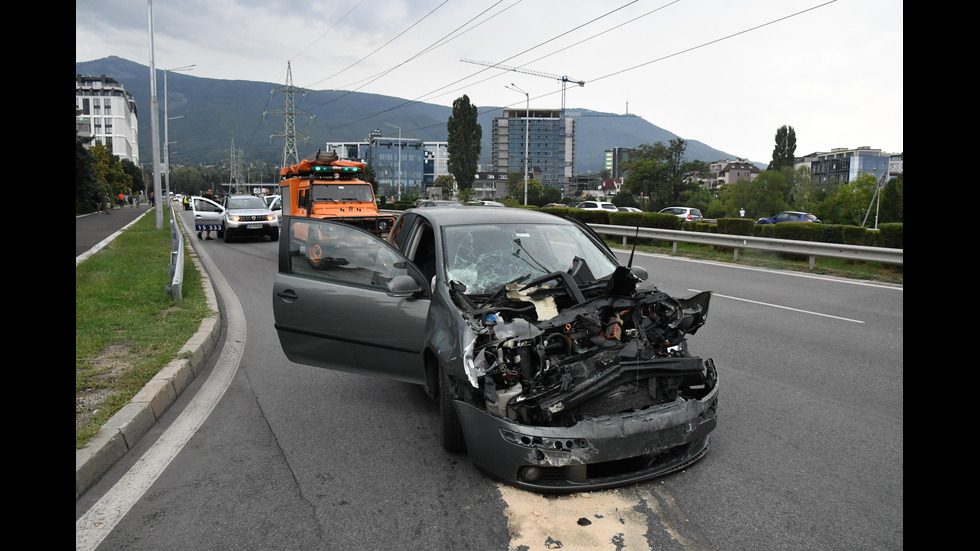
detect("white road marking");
top-left (76, 238), bottom-right (244, 551)
top-left (688, 289), bottom-right (865, 323)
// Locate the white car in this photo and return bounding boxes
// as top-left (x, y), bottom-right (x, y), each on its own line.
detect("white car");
top-left (659, 207), bottom-right (703, 222)
top-left (221, 194), bottom-right (280, 242)
top-left (578, 201), bottom-right (618, 211)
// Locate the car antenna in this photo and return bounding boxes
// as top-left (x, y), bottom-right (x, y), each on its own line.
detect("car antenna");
top-left (627, 222), bottom-right (640, 268)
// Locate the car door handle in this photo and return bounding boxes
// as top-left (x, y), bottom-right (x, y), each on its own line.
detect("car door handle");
top-left (276, 289), bottom-right (299, 302)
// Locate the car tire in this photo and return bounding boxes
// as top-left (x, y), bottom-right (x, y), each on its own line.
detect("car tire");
top-left (440, 365), bottom-right (466, 453)
top-left (224, 229), bottom-right (233, 243)
top-left (306, 238), bottom-right (324, 269)
top-left (217, 229), bottom-right (224, 238)
top-left (269, 227), bottom-right (279, 241)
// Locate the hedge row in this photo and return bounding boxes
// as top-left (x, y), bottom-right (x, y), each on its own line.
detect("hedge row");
top-left (541, 209), bottom-right (903, 249)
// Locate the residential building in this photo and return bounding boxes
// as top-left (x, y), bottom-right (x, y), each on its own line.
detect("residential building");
top-left (708, 160), bottom-right (761, 188)
top-left (75, 74), bottom-right (140, 164)
top-left (491, 108), bottom-right (575, 189)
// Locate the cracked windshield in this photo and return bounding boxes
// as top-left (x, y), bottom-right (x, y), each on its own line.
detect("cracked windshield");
top-left (443, 223), bottom-right (618, 295)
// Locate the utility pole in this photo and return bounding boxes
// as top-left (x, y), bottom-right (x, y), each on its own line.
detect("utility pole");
top-left (266, 62), bottom-right (314, 169)
top-left (505, 83), bottom-right (530, 205)
top-left (147, 0), bottom-right (163, 229)
top-left (163, 64), bottom-right (194, 201)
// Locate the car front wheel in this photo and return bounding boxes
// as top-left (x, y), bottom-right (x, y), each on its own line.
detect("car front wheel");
top-left (224, 229), bottom-right (233, 243)
top-left (269, 227), bottom-right (279, 241)
top-left (440, 365), bottom-right (466, 453)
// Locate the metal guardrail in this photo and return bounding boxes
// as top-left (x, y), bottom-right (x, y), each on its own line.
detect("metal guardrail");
top-left (592, 224), bottom-right (903, 269)
top-left (166, 205), bottom-right (184, 302)
top-left (379, 208), bottom-right (903, 268)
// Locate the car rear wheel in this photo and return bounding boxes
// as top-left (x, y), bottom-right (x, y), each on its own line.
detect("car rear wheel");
top-left (440, 365), bottom-right (466, 453)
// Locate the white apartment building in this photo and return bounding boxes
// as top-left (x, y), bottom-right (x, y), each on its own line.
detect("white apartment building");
top-left (75, 74), bottom-right (140, 164)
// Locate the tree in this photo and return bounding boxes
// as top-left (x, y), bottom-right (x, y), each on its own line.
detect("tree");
top-left (622, 139), bottom-right (702, 208)
top-left (121, 159), bottom-right (144, 195)
top-left (75, 131), bottom-right (99, 214)
top-left (834, 172), bottom-right (878, 226)
top-left (879, 175), bottom-right (903, 223)
top-left (770, 125), bottom-right (797, 171)
top-left (433, 174), bottom-right (456, 198)
top-left (718, 171), bottom-right (789, 219)
top-left (446, 95), bottom-right (482, 191)
top-left (788, 165), bottom-right (816, 211)
top-left (89, 144), bottom-right (130, 199)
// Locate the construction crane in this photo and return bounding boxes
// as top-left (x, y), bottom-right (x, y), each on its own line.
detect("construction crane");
top-left (462, 59), bottom-right (585, 186)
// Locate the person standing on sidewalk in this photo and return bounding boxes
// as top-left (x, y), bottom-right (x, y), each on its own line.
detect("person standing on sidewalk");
top-left (104, 193), bottom-right (111, 215)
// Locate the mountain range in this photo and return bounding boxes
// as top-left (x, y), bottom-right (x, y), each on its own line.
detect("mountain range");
top-left (76, 56), bottom-right (757, 174)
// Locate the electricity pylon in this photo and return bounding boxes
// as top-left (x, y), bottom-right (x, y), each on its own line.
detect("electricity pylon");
top-left (265, 61), bottom-right (315, 169)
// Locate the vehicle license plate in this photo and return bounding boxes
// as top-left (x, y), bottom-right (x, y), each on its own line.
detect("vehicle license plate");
top-left (246, 224), bottom-right (262, 229)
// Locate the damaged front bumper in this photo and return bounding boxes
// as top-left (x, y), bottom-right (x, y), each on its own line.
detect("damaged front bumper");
top-left (453, 363), bottom-right (718, 492)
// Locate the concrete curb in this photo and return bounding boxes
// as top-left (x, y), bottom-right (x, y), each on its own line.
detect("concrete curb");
top-left (75, 219), bottom-right (222, 501)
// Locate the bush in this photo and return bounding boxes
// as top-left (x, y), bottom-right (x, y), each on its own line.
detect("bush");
top-left (772, 222), bottom-right (823, 241)
top-left (716, 218), bottom-right (755, 236)
top-left (878, 223), bottom-right (903, 249)
top-left (841, 225), bottom-right (869, 246)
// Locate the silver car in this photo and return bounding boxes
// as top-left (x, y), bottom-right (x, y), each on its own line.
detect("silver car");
top-left (222, 194), bottom-right (280, 242)
top-left (273, 207), bottom-right (718, 491)
top-left (659, 206), bottom-right (703, 222)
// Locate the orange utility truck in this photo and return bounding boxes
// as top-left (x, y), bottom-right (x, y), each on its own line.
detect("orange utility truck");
top-left (279, 150), bottom-right (395, 237)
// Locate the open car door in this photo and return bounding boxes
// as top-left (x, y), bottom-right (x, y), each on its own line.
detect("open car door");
top-left (272, 218), bottom-right (430, 384)
top-left (191, 196), bottom-right (224, 235)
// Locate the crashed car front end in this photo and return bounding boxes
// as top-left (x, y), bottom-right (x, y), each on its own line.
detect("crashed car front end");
top-left (442, 234), bottom-right (718, 491)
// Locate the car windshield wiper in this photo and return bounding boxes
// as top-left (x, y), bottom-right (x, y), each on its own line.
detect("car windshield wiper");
top-left (478, 273), bottom-right (531, 309)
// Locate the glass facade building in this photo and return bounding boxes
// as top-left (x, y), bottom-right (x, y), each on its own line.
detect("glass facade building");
top-left (492, 108), bottom-right (575, 189)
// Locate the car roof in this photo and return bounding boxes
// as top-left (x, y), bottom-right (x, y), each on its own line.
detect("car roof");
top-left (406, 206), bottom-right (573, 227)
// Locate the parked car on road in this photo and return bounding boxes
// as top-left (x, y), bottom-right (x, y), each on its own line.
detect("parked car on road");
top-left (222, 194), bottom-right (280, 242)
top-left (659, 207), bottom-right (703, 222)
top-left (417, 200), bottom-right (463, 208)
top-left (578, 201), bottom-right (618, 211)
top-left (618, 206), bottom-right (642, 212)
top-left (272, 207), bottom-right (718, 492)
top-left (466, 200), bottom-right (505, 207)
top-left (756, 211), bottom-right (821, 224)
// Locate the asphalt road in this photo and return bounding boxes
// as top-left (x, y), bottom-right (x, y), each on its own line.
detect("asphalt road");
top-left (77, 208), bottom-right (904, 550)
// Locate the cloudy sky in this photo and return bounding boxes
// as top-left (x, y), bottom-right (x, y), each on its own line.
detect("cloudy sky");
top-left (76, 0), bottom-right (902, 164)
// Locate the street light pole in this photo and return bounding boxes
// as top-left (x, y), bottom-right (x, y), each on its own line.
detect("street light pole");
top-left (163, 64), bottom-right (194, 201)
top-left (385, 123), bottom-right (402, 201)
top-left (506, 84), bottom-right (530, 205)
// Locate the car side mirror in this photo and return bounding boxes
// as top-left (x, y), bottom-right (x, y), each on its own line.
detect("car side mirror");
top-left (386, 274), bottom-right (424, 297)
top-left (629, 266), bottom-right (649, 281)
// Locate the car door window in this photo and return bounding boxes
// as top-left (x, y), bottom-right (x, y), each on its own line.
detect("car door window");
top-left (286, 219), bottom-right (412, 290)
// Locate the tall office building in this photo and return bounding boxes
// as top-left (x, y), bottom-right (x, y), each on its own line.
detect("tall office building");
top-left (491, 108), bottom-right (575, 189)
top-left (75, 75), bottom-right (140, 164)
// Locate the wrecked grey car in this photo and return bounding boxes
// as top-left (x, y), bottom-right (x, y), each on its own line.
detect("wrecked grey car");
top-left (273, 207), bottom-right (718, 491)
